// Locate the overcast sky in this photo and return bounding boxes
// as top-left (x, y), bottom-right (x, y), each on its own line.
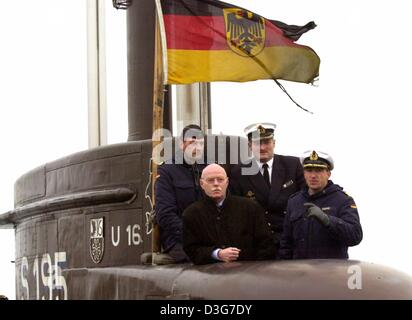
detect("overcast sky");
top-left (1, 0), bottom-right (412, 299)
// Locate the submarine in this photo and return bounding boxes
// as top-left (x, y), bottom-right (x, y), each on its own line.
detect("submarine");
top-left (1, 0), bottom-right (412, 300)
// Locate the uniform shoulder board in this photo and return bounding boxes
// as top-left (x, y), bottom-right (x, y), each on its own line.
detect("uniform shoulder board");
top-left (340, 190), bottom-right (357, 208)
top-left (158, 161), bottom-right (165, 166)
top-left (341, 190), bottom-right (352, 198)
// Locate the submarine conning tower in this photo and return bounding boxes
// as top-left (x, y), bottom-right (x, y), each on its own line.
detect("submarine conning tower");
top-left (0, 0), bottom-right (240, 300)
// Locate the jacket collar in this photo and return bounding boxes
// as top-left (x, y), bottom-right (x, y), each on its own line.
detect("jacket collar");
top-left (303, 180), bottom-right (341, 200)
top-left (248, 155), bottom-right (284, 199)
top-left (204, 192), bottom-right (230, 208)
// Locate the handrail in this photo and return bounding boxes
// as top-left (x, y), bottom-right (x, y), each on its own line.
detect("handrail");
top-left (0, 187), bottom-right (136, 226)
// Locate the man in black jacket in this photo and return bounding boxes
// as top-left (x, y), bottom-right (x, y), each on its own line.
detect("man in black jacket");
top-left (230, 123), bottom-right (305, 251)
top-left (154, 124), bottom-right (206, 263)
top-left (183, 164), bottom-right (276, 265)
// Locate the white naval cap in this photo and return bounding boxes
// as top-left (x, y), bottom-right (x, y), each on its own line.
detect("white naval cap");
top-left (300, 150), bottom-right (334, 170)
top-left (244, 122), bottom-right (276, 141)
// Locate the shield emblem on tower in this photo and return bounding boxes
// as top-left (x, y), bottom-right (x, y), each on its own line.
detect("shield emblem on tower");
top-left (90, 217), bottom-right (105, 264)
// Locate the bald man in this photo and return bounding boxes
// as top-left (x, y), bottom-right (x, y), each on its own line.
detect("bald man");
top-left (183, 164), bottom-right (276, 265)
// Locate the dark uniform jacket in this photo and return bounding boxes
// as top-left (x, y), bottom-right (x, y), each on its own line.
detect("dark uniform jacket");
top-left (155, 160), bottom-right (205, 252)
top-left (183, 194), bottom-right (277, 265)
top-left (230, 154), bottom-right (305, 244)
top-left (279, 181), bottom-right (363, 259)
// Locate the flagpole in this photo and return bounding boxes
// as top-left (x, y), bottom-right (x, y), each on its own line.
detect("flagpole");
top-left (87, 0), bottom-right (108, 148)
top-left (151, 1), bottom-right (164, 262)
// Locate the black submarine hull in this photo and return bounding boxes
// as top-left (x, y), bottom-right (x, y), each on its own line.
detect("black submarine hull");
top-left (66, 260), bottom-right (412, 300)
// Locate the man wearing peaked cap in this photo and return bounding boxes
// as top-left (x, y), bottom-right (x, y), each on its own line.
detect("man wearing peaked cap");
top-left (230, 122), bottom-right (305, 255)
top-left (279, 150), bottom-right (363, 259)
top-left (300, 150), bottom-right (334, 170)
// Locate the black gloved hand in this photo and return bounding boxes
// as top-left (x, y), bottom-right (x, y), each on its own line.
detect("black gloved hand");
top-left (304, 202), bottom-right (330, 227)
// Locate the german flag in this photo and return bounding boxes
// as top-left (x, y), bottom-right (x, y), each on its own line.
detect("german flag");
top-left (157, 0), bottom-right (320, 85)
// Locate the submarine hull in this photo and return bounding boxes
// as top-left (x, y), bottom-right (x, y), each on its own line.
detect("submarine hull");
top-left (2, 139), bottom-right (412, 299)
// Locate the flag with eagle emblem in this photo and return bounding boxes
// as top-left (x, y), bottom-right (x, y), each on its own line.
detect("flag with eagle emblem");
top-left (156, 0), bottom-right (320, 85)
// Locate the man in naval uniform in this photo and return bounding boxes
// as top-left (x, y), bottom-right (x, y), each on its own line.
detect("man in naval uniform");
top-left (279, 150), bottom-right (362, 259)
top-left (230, 123), bottom-right (305, 253)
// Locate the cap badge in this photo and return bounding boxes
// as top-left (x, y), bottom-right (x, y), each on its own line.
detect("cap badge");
top-left (310, 151), bottom-right (318, 161)
top-left (258, 125), bottom-right (265, 134)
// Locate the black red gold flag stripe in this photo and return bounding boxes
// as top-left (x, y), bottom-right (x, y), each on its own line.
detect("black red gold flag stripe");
top-left (157, 0), bottom-right (320, 85)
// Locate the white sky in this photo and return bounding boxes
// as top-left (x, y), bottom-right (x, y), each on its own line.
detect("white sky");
top-left (1, 0), bottom-right (412, 299)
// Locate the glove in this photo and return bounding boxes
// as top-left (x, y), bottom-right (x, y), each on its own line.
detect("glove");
top-left (304, 202), bottom-right (330, 227)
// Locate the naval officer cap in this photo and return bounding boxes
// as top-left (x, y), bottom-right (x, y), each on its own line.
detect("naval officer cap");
top-left (244, 123), bottom-right (276, 141)
top-left (300, 150), bottom-right (334, 171)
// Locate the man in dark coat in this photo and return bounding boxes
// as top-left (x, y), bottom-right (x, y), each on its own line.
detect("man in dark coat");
top-left (279, 150), bottom-right (363, 259)
top-left (230, 123), bottom-right (305, 250)
top-left (183, 164), bottom-right (276, 265)
top-left (155, 124), bottom-right (206, 263)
